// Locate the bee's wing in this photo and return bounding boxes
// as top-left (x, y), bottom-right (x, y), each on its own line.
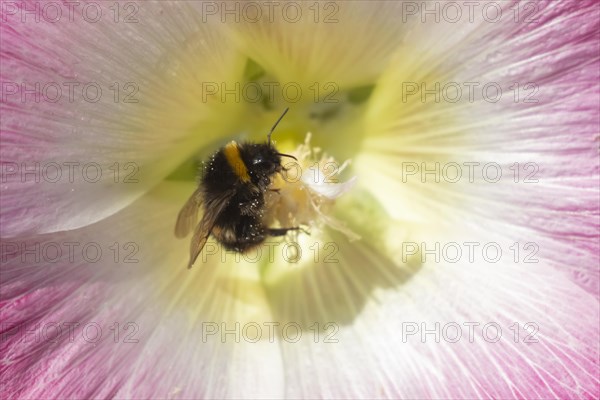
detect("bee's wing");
top-left (175, 187), bottom-right (204, 238)
top-left (187, 189), bottom-right (235, 269)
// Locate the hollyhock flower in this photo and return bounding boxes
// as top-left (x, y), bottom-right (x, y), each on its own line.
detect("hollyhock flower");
top-left (1, 1), bottom-right (599, 398)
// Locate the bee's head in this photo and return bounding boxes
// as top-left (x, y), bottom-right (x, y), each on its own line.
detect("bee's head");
top-left (248, 144), bottom-right (282, 176)
top-left (242, 143), bottom-right (297, 187)
top-left (243, 107), bottom-right (298, 186)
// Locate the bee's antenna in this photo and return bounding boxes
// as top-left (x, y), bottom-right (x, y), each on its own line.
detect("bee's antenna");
top-left (267, 107), bottom-right (289, 146)
top-left (276, 152), bottom-right (298, 161)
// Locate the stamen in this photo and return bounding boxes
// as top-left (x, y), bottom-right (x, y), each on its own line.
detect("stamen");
top-left (265, 133), bottom-right (358, 242)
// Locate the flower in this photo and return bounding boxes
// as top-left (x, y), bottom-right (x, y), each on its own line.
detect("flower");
top-left (1, 1), bottom-right (599, 399)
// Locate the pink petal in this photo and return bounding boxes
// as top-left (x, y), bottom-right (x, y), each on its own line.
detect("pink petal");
top-left (1, 1), bottom-right (242, 237)
top-left (1, 182), bottom-right (285, 399)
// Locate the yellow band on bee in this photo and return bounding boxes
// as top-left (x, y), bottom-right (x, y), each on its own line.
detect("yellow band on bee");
top-left (224, 141), bottom-right (251, 182)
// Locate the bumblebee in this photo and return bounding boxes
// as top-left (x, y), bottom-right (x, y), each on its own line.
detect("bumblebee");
top-left (175, 108), bottom-right (301, 269)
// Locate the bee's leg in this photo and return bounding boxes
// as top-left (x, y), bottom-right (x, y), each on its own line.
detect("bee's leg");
top-left (267, 227), bottom-right (310, 237)
top-left (268, 188), bottom-right (281, 195)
